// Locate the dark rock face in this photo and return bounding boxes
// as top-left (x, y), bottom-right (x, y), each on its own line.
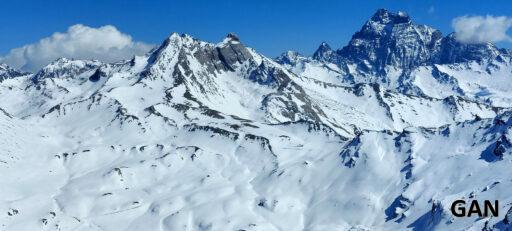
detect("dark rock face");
top-left (312, 42), bottom-right (334, 63)
top-left (146, 33), bottom-right (290, 87)
top-left (493, 206), bottom-right (512, 230)
top-left (0, 63), bottom-right (28, 82)
top-left (215, 41), bottom-right (253, 70)
top-left (248, 62), bottom-right (278, 86)
top-left (338, 9), bottom-right (442, 70)
top-left (493, 134), bottom-right (511, 159)
top-left (89, 69), bottom-right (105, 82)
top-left (194, 33), bottom-right (253, 72)
top-left (142, 32), bottom-right (325, 124)
top-left (437, 34), bottom-right (501, 64)
top-left (500, 48), bottom-right (512, 57)
top-left (161, 33), bottom-right (253, 73)
top-left (311, 9), bottom-right (509, 72)
top-left (226, 33), bottom-right (240, 42)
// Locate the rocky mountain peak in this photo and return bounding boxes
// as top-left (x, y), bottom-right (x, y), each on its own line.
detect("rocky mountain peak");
top-left (336, 9), bottom-right (442, 71)
top-left (312, 42), bottom-right (334, 62)
top-left (219, 33), bottom-right (243, 47)
top-left (370, 9), bottom-right (411, 25)
top-left (145, 32), bottom-right (195, 71)
top-left (160, 32), bottom-right (196, 48)
top-left (0, 63), bottom-right (29, 81)
top-left (142, 32), bottom-right (256, 82)
top-left (226, 32), bottom-right (240, 42)
top-left (310, 9), bottom-right (508, 72)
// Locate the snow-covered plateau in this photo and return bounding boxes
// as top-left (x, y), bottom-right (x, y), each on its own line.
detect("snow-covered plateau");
top-left (2, 9), bottom-right (512, 231)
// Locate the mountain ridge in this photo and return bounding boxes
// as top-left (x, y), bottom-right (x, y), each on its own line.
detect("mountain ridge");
top-left (1, 9), bottom-right (512, 231)
top-left (310, 9), bottom-right (508, 71)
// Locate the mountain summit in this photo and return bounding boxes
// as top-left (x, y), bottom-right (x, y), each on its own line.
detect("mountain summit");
top-left (312, 42), bottom-right (334, 62)
top-left (338, 9), bottom-right (442, 70)
top-left (312, 9), bottom-right (509, 73)
top-left (370, 9), bottom-right (411, 24)
top-left (277, 9), bottom-right (512, 105)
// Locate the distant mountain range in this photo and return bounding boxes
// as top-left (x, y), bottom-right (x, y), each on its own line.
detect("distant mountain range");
top-left (1, 9), bottom-right (512, 231)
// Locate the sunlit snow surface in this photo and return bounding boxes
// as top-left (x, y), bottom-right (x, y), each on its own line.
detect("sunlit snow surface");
top-left (1, 30), bottom-right (512, 231)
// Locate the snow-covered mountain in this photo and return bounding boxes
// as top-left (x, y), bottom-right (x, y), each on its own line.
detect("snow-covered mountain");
top-left (0, 63), bottom-right (28, 82)
top-left (308, 9), bottom-right (507, 70)
top-left (1, 9), bottom-right (512, 231)
top-left (279, 9), bottom-right (512, 107)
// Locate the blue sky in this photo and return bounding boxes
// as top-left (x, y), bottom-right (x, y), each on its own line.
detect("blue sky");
top-left (1, 0), bottom-right (511, 59)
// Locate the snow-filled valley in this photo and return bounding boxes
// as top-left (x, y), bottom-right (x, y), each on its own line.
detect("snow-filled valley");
top-left (2, 9), bottom-right (512, 231)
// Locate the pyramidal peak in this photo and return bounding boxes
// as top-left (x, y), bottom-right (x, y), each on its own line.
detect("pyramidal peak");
top-left (312, 42), bottom-right (334, 62)
top-left (163, 32), bottom-right (197, 46)
top-left (146, 32), bottom-right (196, 67)
top-left (306, 9), bottom-right (444, 70)
top-left (308, 9), bottom-right (510, 72)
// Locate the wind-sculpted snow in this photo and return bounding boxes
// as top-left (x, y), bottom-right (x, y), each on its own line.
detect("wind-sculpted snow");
top-left (1, 9), bottom-right (512, 231)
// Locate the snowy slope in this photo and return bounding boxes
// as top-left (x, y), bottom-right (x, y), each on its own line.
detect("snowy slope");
top-left (1, 9), bottom-right (512, 231)
top-left (338, 113), bottom-right (512, 230)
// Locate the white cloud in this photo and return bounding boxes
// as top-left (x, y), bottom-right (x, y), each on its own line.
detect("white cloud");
top-left (0, 24), bottom-right (154, 72)
top-left (452, 15), bottom-right (512, 44)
